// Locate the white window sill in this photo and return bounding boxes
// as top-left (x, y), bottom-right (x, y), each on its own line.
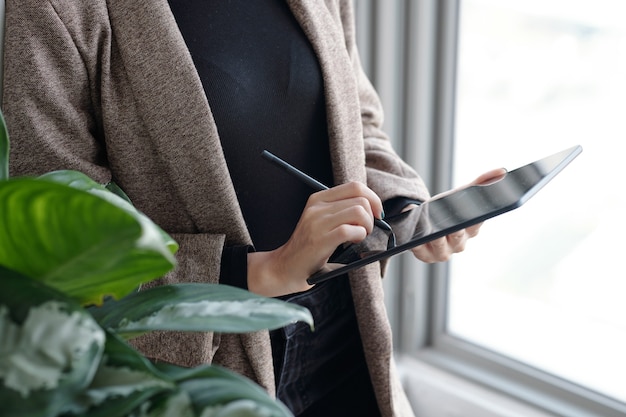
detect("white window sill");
top-left (396, 354), bottom-right (556, 417)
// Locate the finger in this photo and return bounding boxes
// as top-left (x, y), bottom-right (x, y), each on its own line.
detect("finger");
top-left (413, 225), bottom-right (485, 262)
top-left (471, 168), bottom-right (507, 186)
top-left (295, 201), bottom-right (376, 255)
top-left (446, 230), bottom-right (467, 252)
top-left (304, 196), bottom-right (377, 233)
top-left (411, 237), bottom-right (453, 263)
top-left (311, 181), bottom-right (384, 219)
top-left (327, 223), bottom-right (369, 245)
top-left (430, 168), bottom-right (508, 202)
top-left (320, 202), bottom-right (377, 236)
top-left (428, 236), bottom-right (452, 260)
top-left (401, 203), bottom-right (420, 213)
top-left (465, 222), bottom-right (483, 238)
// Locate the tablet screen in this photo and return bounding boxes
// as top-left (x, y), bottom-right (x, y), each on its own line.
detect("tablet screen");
top-left (308, 145), bottom-right (582, 285)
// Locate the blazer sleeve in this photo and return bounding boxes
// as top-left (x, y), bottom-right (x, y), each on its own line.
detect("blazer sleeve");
top-left (2, 0), bottom-right (237, 368)
top-left (3, 0), bottom-right (111, 182)
top-left (5, 0), bottom-right (220, 262)
top-left (337, 0), bottom-right (431, 204)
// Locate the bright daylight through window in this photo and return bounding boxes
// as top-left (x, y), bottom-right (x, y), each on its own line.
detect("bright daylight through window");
top-left (448, 0), bottom-right (626, 404)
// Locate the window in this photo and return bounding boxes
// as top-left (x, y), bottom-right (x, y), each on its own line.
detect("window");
top-left (434, 0), bottom-right (626, 415)
top-left (355, 0), bottom-right (626, 415)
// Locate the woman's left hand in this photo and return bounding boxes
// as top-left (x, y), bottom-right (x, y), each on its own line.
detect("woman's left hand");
top-left (409, 168), bottom-right (507, 263)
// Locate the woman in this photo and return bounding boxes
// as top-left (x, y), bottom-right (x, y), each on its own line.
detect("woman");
top-left (3, 1), bottom-right (494, 415)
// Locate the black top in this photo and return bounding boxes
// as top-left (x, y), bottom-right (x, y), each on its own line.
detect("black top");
top-left (167, 1), bottom-right (381, 416)
top-left (168, 0), bottom-right (333, 252)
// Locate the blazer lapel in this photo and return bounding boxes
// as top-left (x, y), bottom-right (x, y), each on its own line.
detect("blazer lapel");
top-left (284, 4), bottom-right (396, 414)
top-left (286, 0), bottom-right (367, 185)
top-left (105, 0), bottom-right (277, 392)
top-left (105, 0), bottom-right (250, 243)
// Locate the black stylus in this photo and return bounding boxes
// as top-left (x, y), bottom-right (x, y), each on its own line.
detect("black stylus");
top-left (261, 150), bottom-right (395, 236)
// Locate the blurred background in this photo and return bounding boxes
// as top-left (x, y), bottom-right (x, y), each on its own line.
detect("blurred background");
top-left (450, 0), bottom-right (626, 403)
top-left (355, 0), bottom-right (626, 415)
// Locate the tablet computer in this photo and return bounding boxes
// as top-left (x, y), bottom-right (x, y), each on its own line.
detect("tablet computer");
top-left (307, 145), bottom-right (582, 285)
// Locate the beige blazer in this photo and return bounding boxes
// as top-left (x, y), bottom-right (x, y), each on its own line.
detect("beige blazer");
top-left (3, 1), bottom-right (429, 415)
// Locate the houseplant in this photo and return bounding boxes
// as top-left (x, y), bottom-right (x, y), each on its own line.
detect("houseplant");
top-left (0, 110), bottom-right (312, 417)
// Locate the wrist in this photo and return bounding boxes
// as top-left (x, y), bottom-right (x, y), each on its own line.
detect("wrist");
top-left (247, 249), bottom-right (312, 297)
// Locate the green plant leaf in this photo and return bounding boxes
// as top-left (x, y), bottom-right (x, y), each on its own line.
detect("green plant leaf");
top-left (40, 170), bottom-right (179, 255)
top-left (181, 379), bottom-right (292, 417)
top-left (0, 178), bottom-right (176, 305)
top-left (0, 110), bottom-right (8, 181)
top-left (155, 363), bottom-right (293, 417)
top-left (90, 283), bottom-right (314, 337)
top-left (105, 181), bottom-right (134, 204)
top-left (0, 267), bottom-right (105, 417)
top-left (70, 330), bottom-right (292, 417)
top-left (66, 332), bottom-right (176, 417)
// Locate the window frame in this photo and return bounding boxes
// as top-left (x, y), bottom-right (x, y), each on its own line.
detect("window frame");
top-left (388, 0), bottom-right (626, 416)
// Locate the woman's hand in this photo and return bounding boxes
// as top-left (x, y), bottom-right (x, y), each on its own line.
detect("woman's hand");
top-left (410, 168), bottom-right (507, 263)
top-left (247, 181), bottom-right (384, 297)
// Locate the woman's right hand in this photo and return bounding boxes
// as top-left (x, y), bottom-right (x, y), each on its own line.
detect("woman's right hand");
top-left (247, 181), bottom-right (384, 297)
